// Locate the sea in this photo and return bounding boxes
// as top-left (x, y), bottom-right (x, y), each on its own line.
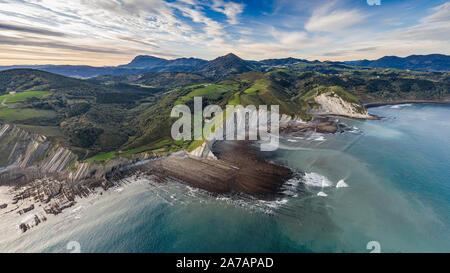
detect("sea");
top-left (1, 103), bottom-right (449, 253)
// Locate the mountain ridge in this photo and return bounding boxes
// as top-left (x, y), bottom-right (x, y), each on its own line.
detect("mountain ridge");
top-left (346, 54), bottom-right (450, 72)
top-left (1, 53), bottom-right (448, 77)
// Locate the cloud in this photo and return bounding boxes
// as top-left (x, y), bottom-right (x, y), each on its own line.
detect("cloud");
top-left (0, 34), bottom-right (124, 54)
top-left (117, 36), bottom-right (159, 48)
top-left (421, 2), bottom-right (450, 24)
top-left (304, 2), bottom-right (366, 32)
top-left (0, 22), bottom-right (66, 37)
top-left (0, 0), bottom-right (449, 65)
top-left (211, 0), bottom-right (245, 24)
top-left (271, 29), bottom-right (308, 45)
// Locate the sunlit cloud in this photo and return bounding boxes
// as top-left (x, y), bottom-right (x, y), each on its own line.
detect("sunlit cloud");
top-left (304, 1), bottom-right (366, 32)
top-left (0, 0), bottom-right (448, 65)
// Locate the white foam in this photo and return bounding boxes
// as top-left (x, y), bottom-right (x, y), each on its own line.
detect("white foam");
top-left (336, 179), bottom-right (349, 188)
top-left (19, 213), bottom-right (36, 224)
top-left (313, 136), bottom-right (326, 141)
top-left (71, 206), bottom-right (83, 213)
top-left (391, 103), bottom-right (412, 109)
top-left (303, 173), bottom-right (333, 187)
top-left (317, 191), bottom-right (328, 197)
top-left (282, 177), bottom-right (301, 197)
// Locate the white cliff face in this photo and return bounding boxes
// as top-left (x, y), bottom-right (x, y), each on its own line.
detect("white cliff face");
top-left (189, 142), bottom-right (217, 160)
top-left (314, 92), bottom-right (373, 119)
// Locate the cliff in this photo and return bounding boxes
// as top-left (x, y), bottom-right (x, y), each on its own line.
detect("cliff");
top-left (0, 123), bottom-right (151, 232)
top-left (0, 124), bottom-right (148, 186)
top-left (312, 91), bottom-right (376, 119)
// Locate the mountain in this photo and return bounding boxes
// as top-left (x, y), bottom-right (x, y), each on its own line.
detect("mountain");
top-left (120, 55), bottom-right (170, 68)
top-left (165, 57), bottom-right (207, 67)
top-left (259, 57), bottom-right (310, 66)
top-left (0, 68), bottom-right (93, 92)
top-left (3, 53), bottom-right (448, 78)
top-left (0, 65), bottom-right (157, 78)
top-left (197, 53), bottom-right (259, 79)
top-left (347, 54), bottom-right (450, 72)
top-left (0, 56), bottom-right (209, 78)
top-left (120, 55), bottom-right (207, 69)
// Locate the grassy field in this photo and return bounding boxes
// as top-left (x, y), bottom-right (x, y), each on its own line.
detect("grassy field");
top-left (243, 79), bottom-right (270, 94)
top-left (16, 125), bottom-right (63, 137)
top-left (300, 86), bottom-right (361, 104)
top-left (0, 91), bottom-right (49, 106)
top-left (84, 151), bottom-right (116, 163)
top-left (0, 108), bottom-right (56, 122)
top-left (228, 92), bottom-right (241, 105)
top-left (176, 84), bottom-right (234, 104)
top-left (121, 138), bottom-right (187, 156)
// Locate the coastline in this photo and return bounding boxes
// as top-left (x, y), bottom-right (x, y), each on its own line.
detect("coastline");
top-left (2, 95), bottom-right (449, 253)
top-left (364, 100), bottom-right (450, 108)
top-left (0, 100), bottom-right (436, 235)
top-left (0, 113), bottom-right (368, 234)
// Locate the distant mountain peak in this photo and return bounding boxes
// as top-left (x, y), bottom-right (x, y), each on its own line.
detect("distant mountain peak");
top-left (132, 55), bottom-right (165, 60)
top-left (219, 53), bottom-right (242, 60)
top-left (346, 54), bottom-right (449, 72)
top-left (198, 53), bottom-right (256, 79)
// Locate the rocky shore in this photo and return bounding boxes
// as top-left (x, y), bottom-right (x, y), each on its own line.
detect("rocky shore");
top-left (0, 114), bottom-right (359, 233)
top-left (128, 141), bottom-right (293, 200)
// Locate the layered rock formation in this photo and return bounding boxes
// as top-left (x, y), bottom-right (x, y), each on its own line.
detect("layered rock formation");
top-left (0, 123), bottom-right (151, 232)
top-left (313, 91), bottom-right (376, 119)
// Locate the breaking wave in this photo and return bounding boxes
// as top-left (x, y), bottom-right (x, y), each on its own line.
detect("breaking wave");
top-left (302, 173), bottom-right (333, 187)
top-left (391, 104), bottom-right (412, 109)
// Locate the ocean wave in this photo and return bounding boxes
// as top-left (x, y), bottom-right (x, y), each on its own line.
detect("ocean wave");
top-left (302, 173), bottom-right (333, 187)
top-left (391, 104), bottom-right (412, 109)
top-left (312, 136), bottom-right (326, 141)
top-left (281, 177), bottom-right (301, 197)
top-left (317, 191), bottom-right (328, 197)
top-left (71, 206), bottom-right (83, 213)
top-left (348, 126), bottom-right (362, 134)
top-left (336, 179), bottom-right (349, 188)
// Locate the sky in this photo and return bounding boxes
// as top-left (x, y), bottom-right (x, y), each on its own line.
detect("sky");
top-left (0, 0), bottom-right (449, 66)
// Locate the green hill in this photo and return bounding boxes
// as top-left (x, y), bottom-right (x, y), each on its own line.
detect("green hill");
top-left (0, 65), bottom-right (448, 162)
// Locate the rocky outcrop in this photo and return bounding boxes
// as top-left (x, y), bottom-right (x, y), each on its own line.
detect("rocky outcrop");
top-left (0, 123), bottom-right (152, 186)
top-left (313, 91), bottom-right (376, 119)
top-left (0, 123), bottom-right (154, 232)
top-left (189, 142), bottom-right (217, 160)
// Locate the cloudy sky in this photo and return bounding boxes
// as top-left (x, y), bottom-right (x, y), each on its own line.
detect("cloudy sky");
top-left (0, 0), bottom-right (449, 66)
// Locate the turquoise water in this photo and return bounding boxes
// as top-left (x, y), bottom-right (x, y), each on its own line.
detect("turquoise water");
top-left (2, 104), bottom-right (449, 253)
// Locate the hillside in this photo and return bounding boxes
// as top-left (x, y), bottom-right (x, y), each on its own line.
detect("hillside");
top-left (197, 53), bottom-right (260, 79)
top-left (133, 72), bottom-right (209, 89)
top-left (347, 54), bottom-right (450, 72)
top-left (0, 69), bottom-right (163, 159)
top-left (0, 65), bottom-right (448, 162)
